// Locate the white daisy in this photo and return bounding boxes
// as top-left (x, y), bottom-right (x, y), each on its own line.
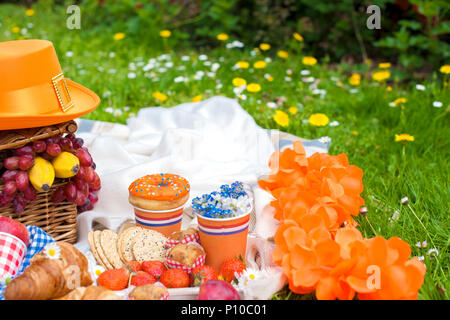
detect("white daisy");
top-left (181, 55), bottom-right (190, 61)
top-left (300, 69), bottom-right (311, 76)
top-left (286, 69), bottom-right (292, 75)
top-left (27, 23), bottom-right (34, 29)
top-left (128, 62), bottom-right (136, 71)
top-left (198, 54), bottom-right (208, 61)
top-left (108, 69), bottom-right (117, 74)
top-left (285, 76), bottom-right (292, 82)
top-left (329, 120), bottom-right (340, 127)
top-left (157, 67), bottom-right (167, 73)
top-left (43, 243), bottom-right (61, 260)
top-left (427, 248), bottom-right (439, 257)
top-left (433, 101), bottom-right (443, 108)
top-left (319, 136), bottom-right (331, 144)
top-left (113, 109), bottom-right (123, 117)
top-left (211, 62), bottom-right (220, 72)
top-left (415, 84), bottom-right (426, 91)
top-left (127, 72), bottom-right (137, 79)
top-left (267, 102), bottom-right (277, 109)
top-left (417, 256), bottom-right (425, 261)
top-left (238, 94), bottom-right (247, 100)
top-left (174, 76), bottom-right (185, 83)
top-left (108, 52), bottom-right (115, 58)
top-left (264, 57), bottom-right (272, 63)
top-left (89, 264), bottom-right (105, 281)
top-left (65, 51), bottom-right (74, 58)
top-left (349, 88), bottom-right (359, 94)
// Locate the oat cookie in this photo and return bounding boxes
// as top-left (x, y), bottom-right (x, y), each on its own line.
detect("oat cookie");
top-left (132, 229), bottom-right (167, 263)
top-left (119, 226), bottom-right (143, 262)
top-left (93, 230), bottom-right (113, 269)
top-left (100, 230), bottom-right (123, 269)
top-left (88, 231), bottom-right (106, 269)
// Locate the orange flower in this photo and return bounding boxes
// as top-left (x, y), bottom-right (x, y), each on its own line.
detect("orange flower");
top-left (259, 141), bottom-right (425, 300)
top-left (346, 236), bottom-right (426, 300)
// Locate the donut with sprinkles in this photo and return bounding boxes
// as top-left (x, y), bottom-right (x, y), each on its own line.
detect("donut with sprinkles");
top-left (128, 173), bottom-right (190, 211)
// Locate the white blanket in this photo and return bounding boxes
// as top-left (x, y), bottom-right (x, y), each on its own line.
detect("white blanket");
top-left (74, 96), bottom-right (329, 299)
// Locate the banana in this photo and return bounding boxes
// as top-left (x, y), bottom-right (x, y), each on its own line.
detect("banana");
top-left (51, 151), bottom-right (80, 178)
top-left (28, 157), bottom-right (55, 192)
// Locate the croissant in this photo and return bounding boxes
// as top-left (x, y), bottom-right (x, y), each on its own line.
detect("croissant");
top-left (4, 241), bottom-right (93, 300)
top-left (55, 286), bottom-right (122, 300)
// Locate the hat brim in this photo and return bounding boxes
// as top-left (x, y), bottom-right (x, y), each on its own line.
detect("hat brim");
top-left (0, 79), bottom-right (100, 130)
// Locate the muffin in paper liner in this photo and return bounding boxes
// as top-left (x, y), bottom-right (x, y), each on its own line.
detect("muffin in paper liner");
top-left (126, 282), bottom-right (169, 300)
top-left (164, 228), bottom-right (200, 250)
top-left (164, 242), bottom-right (206, 274)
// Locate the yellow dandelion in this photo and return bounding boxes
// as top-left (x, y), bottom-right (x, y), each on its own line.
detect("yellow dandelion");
top-left (351, 130), bottom-right (359, 135)
top-left (25, 9), bottom-right (35, 17)
top-left (293, 32), bottom-right (304, 42)
top-left (439, 65), bottom-right (450, 74)
top-left (191, 95), bottom-right (203, 102)
top-left (395, 134), bottom-right (414, 142)
top-left (277, 50), bottom-right (289, 59)
top-left (253, 60), bottom-right (267, 69)
top-left (152, 91), bottom-right (168, 102)
top-left (265, 75), bottom-right (274, 82)
top-left (232, 77), bottom-right (247, 87)
top-left (159, 30), bottom-right (171, 38)
top-left (11, 27), bottom-right (20, 34)
top-left (378, 62), bottom-right (391, 69)
top-left (308, 113), bottom-right (329, 127)
top-left (113, 32), bottom-right (125, 41)
top-left (273, 110), bottom-right (290, 127)
top-left (302, 56), bottom-right (317, 66)
top-left (217, 33), bottom-right (229, 41)
top-left (246, 83), bottom-right (261, 93)
top-left (236, 61), bottom-right (249, 69)
top-left (259, 43), bottom-right (271, 51)
top-left (393, 97), bottom-right (407, 105)
top-left (372, 70), bottom-right (390, 82)
top-left (288, 107), bottom-right (298, 115)
top-left (349, 73), bottom-right (361, 86)
top-left (386, 86), bottom-right (392, 92)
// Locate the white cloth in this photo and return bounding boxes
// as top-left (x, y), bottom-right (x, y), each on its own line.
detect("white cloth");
top-left (74, 96), bottom-right (327, 299)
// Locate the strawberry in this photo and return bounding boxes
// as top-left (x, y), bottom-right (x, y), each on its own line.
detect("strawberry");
top-left (141, 260), bottom-right (167, 280)
top-left (218, 258), bottom-right (246, 283)
top-left (190, 265), bottom-right (218, 287)
top-left (130, 271), bottom-right (156, 287)
top-left (97, 268), bottom-right (130, 291)
top-left (125, 260), bottom-right (142, 273)
top-left (160, 268), bottom-right (190, 288)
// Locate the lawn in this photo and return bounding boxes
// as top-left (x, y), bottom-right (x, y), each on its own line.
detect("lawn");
top-left (0, 3), bottom-right (449, 299)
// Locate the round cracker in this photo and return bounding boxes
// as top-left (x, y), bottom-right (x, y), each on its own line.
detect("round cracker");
top-left (93, 230), bottom-right (113, 269)
top-left (132, 229), bottom-right (167, 263)
top-left (88, 231), bottom-right (106, 269)
top-left (119, 226), bottom-right (143, 262)
top-left (100, 230), bottom-right (123, 269)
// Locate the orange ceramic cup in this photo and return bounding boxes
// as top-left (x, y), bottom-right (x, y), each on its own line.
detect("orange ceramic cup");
top-left (133, 205), bottom-right (185, 237)
top-left (196, 207), bottom-right (251, 271)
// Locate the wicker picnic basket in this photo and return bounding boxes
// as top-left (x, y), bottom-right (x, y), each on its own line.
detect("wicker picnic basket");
top-left (0, 121), bottom-right (79, 243)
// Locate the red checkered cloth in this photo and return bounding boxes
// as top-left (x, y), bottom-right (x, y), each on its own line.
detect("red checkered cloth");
top-left (0, 232), bottom-right (27, 280)
top-left (164, 231), bottom-right (200, 249)
top-left (164, 243), bottom-right (206, 274)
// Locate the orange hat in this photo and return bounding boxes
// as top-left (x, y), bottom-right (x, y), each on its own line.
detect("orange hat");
top-left (0, 40), bottom-right (100, 130)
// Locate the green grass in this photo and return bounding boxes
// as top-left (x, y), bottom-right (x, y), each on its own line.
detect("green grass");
top-left (1, 3), bottom-right (449, 300)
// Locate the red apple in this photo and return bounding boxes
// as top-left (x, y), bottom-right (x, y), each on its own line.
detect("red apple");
top-left (0, 216), bottom-right (29, 247)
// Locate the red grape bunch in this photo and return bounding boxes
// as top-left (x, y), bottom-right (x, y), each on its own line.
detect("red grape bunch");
top-left (0, 133), bottom-right (101, 214)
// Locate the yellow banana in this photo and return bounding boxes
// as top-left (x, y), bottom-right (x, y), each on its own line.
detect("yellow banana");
top-left (28, 157), bottom-right (55, 192)
top-left (52, 151), bottom-right (80, 178)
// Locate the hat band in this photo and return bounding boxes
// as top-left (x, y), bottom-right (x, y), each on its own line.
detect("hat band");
top-left (0, 74), bottom-right (74, 114)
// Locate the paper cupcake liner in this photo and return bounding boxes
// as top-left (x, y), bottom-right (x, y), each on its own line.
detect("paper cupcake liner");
top-left (164, 232), bottom-right (200, 249)
top-left (0, 232), bottom-right (27, 280)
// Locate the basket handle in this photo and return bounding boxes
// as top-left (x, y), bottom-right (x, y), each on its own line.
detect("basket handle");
top-left (0, 120), bottom-right (78, 151)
